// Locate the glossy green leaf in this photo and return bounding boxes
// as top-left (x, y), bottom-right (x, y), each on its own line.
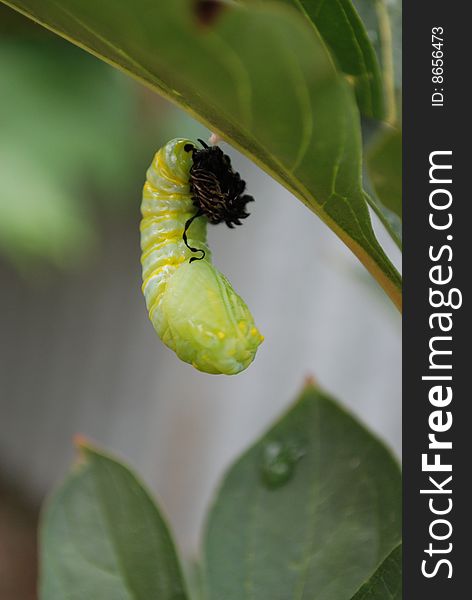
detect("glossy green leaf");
top-left (251, 0), bottom-right (403, 247)
top-left (351, 544), bottom-right (402, 600)
top-left (40, 443), bottom-right (188, 600)
top-left (204, 383), bottom-right (402, 600)
top-left (352, 0), bottom-right (401, 124)
top-left (248, 0), bottom-right (384, 119)
top-left (1, 0), bottom-right (401, 310)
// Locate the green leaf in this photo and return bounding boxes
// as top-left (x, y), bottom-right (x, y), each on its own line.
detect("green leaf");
top-left (351, 544), bottom-right (402, 600)
top-left (204, 383), bottom-right (402, 600)
top-left (253, 0), bottom-right (403, 247)
top-left (40, 442), bottom-right (188, 600)
top-left (352, 0), bottom-right (401, 125)
top-left (1, 0), bottom-right (401, 310)
top-left (248, 0), bottom-right (384, 119)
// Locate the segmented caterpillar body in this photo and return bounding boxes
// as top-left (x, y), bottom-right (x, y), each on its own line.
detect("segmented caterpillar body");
top-left (140, 138), bottom-right (263, 375)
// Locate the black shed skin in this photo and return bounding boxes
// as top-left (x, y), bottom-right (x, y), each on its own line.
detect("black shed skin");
top-left (184, 140), bottom-right (254, 228)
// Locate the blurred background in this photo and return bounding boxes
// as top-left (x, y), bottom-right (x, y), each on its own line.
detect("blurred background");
top-left (0, 6), bottom-right (401, 599)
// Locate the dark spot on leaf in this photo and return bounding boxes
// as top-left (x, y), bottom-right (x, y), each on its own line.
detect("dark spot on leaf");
top-left (194, 0), bottom-right (226, 28)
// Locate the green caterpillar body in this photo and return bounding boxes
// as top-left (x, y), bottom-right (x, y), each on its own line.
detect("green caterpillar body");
top-left (140, 138), bottom-right (263, 375)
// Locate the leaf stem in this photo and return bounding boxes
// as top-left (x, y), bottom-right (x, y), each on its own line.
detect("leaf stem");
top-left (376, 0), bottom-right (397, 125)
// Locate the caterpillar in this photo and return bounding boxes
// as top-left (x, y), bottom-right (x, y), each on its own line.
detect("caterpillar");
top-left (140, 138), bottom-right (263, 375)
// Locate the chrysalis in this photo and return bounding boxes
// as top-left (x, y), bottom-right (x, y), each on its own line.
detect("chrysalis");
top-left (140, 138), bottom-right (263, 375)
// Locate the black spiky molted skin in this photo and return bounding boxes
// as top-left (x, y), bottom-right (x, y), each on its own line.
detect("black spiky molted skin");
top-left (184, 140), bottom-right (254, 228)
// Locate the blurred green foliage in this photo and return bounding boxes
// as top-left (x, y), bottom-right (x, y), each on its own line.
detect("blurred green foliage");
top-left (367, 127), bottom-right (402, 220)
top-left (0, 5), bottom-right (207, 272)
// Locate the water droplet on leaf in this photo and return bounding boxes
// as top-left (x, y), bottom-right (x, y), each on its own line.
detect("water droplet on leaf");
top-left (260, 440), bottom-right (305, 489)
